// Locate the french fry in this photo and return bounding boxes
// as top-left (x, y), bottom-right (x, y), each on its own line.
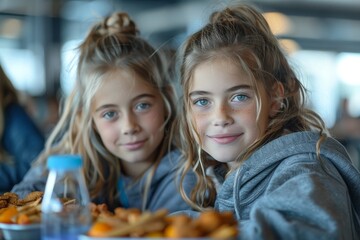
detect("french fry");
top-left (130, 220), bottom-right (166, 237)
top-left (17, 197), bottom-right (42, 212)
top-left (97, 214), bottom-right (127, 227)
top-left (114, 207), bottom-right (141, 222)
top-left (105, 209), bottom-right (168, 237)
top-left (63, 198), bottom-right (76, 205)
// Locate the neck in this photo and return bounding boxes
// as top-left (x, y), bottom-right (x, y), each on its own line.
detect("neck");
top-left (121, 160), bottom-right (153, 179)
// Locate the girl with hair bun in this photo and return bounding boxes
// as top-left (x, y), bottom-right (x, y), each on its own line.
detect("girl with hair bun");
top-left (177, 3), bottom-right (360, 239)
top-left (12, 11), bottom-right (195, 213)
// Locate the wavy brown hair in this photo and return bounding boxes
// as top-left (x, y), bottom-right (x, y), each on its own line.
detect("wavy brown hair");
top-left (34, 12), bottom-right (177, 208)
top-left (177, 3), bottom-right (328, 210)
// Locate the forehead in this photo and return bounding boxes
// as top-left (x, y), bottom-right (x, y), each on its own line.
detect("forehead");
top-left (101, 68), bottom-right (156, 91)
top-left (92, 68), bottom-right (159, 105)
top-left (190, 58), bottom-right (252, 92)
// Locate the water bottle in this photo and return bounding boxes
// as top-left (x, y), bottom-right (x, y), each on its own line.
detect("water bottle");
top-left (41, 154), bottom-right (92, 240)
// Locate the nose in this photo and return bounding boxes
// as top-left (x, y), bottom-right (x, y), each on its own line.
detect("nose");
top-left (212, 103), bottom-right (234, 127)
top-left (121, 112), bottom-right (140, 135)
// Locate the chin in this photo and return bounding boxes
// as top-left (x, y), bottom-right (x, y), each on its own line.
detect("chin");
top-left (208, 152), bottom-right (236, 163)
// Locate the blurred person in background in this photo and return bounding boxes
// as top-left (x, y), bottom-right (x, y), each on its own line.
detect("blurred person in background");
top-left (25, 95), bottom-right (60, 138)
top-left (0, 62), bottom-right (45, 193)
top-left (330, 98), bottom-right (360, 170)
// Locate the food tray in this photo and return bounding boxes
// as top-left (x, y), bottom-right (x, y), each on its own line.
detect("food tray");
top-left (79, 236), bottom-right (144, 240)
top-left (0, 223), bottom-right (41, 240)
top-left (79, 235), bottom-right (211, 240)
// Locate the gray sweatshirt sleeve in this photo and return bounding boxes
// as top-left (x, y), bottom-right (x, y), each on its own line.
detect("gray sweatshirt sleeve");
top-left (147, 168), bottom-right (196, 213)
top-left (141, 150), bottom-right (196, 213)
top-left (11, 165), bottom-right (48, 198)
top-left (236, 157), bottom-right (359, 240)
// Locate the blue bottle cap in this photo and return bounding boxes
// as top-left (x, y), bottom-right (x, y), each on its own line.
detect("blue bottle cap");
top-left (47, 154), bottom-right (83, 170)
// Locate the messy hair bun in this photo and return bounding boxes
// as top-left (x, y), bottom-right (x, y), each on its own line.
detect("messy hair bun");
top-left (97, 12), bottom-right (138, 36)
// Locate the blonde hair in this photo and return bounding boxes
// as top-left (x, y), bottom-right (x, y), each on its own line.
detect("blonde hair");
top-left (0, 64), bottom-right (19, 162)
top-left (178, 4), bottom-right (328, 210)
top-left (35, 12), bottom-right (177, 208)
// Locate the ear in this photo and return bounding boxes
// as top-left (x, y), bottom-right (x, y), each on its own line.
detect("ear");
top-left (269, 82), bottom-right (285, 117)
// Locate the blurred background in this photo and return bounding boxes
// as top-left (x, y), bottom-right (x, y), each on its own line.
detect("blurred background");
top-left (0, 0), bottom-right (359, 168)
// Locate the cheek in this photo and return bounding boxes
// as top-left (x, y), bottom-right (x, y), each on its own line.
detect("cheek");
top-left (241, 107), bottom-right (257, 123)
top-left (143, 109), bottom-right (166, 132)
top-left (233, 106), bottom-right (262, 134)
top-left (94, 120), bottom-right (118, 143)
top-left (243, 105), bottom-right (268, 137)
top-left (191, 113), bottom-right (208, 141)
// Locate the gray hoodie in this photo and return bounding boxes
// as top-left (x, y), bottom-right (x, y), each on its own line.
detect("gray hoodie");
top-left (118, 149), bottom-right (196, 212)
top-left (215, 131), bottom-right (360, 240)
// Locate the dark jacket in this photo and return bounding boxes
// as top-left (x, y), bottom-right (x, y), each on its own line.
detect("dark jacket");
top-left (0, 103), bottom-right (45, 193)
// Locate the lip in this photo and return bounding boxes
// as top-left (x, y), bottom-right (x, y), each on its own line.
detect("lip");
top-left (208, 133), bottom-right (242, 144)
top-left (122, 139), bottom-right (147, 150)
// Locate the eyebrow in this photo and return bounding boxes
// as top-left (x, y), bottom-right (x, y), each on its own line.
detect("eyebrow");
top-left (94, 93), bottom-right (156, 113)
top-left (95, 104), bottom-right (117, 113)
top-left (189, 84), bottom-right (252, 97)
top-left (133, 93), bottom-right (156, 101)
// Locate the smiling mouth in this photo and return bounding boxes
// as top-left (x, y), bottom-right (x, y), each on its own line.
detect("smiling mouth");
top-left (209, 134), bottom-right (241, 144)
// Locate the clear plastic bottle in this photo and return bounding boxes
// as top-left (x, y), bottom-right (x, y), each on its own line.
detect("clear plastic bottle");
top-left (41, 154), bottom-right (92, 240)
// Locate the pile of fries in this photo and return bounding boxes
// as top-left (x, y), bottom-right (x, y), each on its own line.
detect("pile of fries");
top-left (88, 206), bottom-right (239, 238)
top-left (0, 192), bottom-right (43, 224)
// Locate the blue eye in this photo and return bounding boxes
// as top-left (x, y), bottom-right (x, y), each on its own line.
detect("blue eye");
top-left (194, 98), bottom-right (209, 107)
top-left (103, 111), bottom-right (117, 120)
top-left (135, 102), bottom-right (151, 111)
top-left (232, 94), bottom-right (248, 102)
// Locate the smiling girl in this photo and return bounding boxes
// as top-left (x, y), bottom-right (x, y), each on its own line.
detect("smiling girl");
top-left (12, 12), bottom-right (195, 212)
top-left (177, 3), bottom-right (360, 239)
